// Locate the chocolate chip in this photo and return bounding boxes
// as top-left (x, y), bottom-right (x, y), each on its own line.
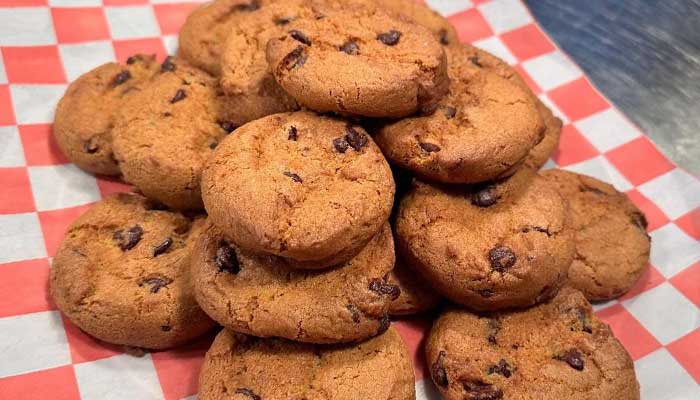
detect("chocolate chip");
top-left (345, 127), bottom-right (368, 151)
top-left (438, 28), bottom-right (449, 45)
top-left (377, 30), bottom-right (401, 46)
top-left (216, 243), bottom-right (240, 274)
top-left (469, 56), bottom-right (483, 68)
top-left (280, 45), bottom-right (307, 70)
top-left (431, 351), bottom-right (449, 387)
top-left (275, 16), bottom-right (293, 25)
top-left (488, 246), bottom-right (516, 272)
top-left (209, 141), bottom-right (219, 150)
top-left (368, 278), bottom-right (401, 300)
top-left (333, 137), bottom-right (349, 153)
top-left (84, 138), bottom-right (99, 154)
top-left (234, 388), bottom-right (261, 400)
top-left (471, 188), bottom-right (497, 207)
top-left (574, 307), bottom-right (593, 333)
top-left (126, 55), bottom-right (139, 65)
top-left (140, 276), bottom-right (171, 293)
top-left (153, 237), bottom-right (173, 257)
top-left (479, 289), bottom-right (494, 298)
top-left (289, 30), bottom-right (311, 46)
top-left (630, 211), bottom-right (648, 231)
top-left (442, 106), bottom-right (457, 119)
top-left (283, 171), bottom-right (303, 183)
top-left (113, 225), bottom-right (143, 251)
top-left (112, 70), bottom-right (131, 86)
top-left (488, 359), bottom-right (513, 378)
top-left (522, 225), bottom-right (551, 236)
top-left (487, 318), bottom-right (500, 345)
top-left (419, 142), bottom-right (441, 153)
top-left (163, 112), bottom-right (172, 117)
top-left (160, 325), bottom-right (171, 331)
top-left (462, 381), bottom-right (503, 400)
top-left (340, 41), bottom-right (360, 55)
top-left (288, 126), bottom-right (298, 141)
top-left (554, 349), bottom-right (584, 371)
top-left (219, 121), bottom-right (237, 133)
top-left (232, 0), bottom-right (259, 11)
top-left (347, 304), bottom-right (361, 323)
top-left (161, 56), bottom-right (176, 72)
top-left (170, 89), bottom-right (186, 103)
top-left (377, 314), bottom-right (391, 334)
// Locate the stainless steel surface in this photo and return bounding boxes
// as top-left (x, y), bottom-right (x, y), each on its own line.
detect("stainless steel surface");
top-left (526, 0), bottom-right (700, 175)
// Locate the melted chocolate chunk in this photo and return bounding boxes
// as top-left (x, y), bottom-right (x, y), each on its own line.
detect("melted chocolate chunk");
top-left (469, 56), bottom-right (483, 68)
top-left (283, 171), bottom-right (303, 183)
top-left (160, 325), bottom-right (171, 331)
top-left (219, 121), bottom-right (237, 133)
top-left (234, 388), bottom-right (261, 400)
top-left (419, 142), bottom-right (441, 153)
top-left (112, 70), bottom-right (131, 86)
top-left (280, 45), bottom-right (307, 70)
top-left (377, 315), bottom-right (391, 334)
top-left (472, 188), bottom-right (497, 207)
top-left (368, 279), bottom-right (401, 300)
top-left (140, 276), bottom-right (171, 293)
top-left (347, 304), bottom-right (361, 323)
top-left (488, 246), bottom-right (516, 272)
top-left (275, 16), bottom-right (293, 25)
top-left (521, 225), bottom-right (551, 236)
top-left (377, 30), bottom-right (401, 46)
top-left (170, 89), bottom-right (186, 103)
top-left (554, 349), bottom-right (585, 371)
top-left (479, 289), bottom-right (495, 298)
top-left (340, 41), bottom-right (360, 55)
top-left (153, 237), bottom-right (173, 256)
top-left (439, 28), bottom-right (450, 45)
top-left (161, 56), bottom-right (176, 72)
top-left (232, 0), bottom-right (259, 12)
top-left (345, 127), bottom-right (368, 151)
top-left (431, 350), bottom-right (449, 387)
top-left (287, 126), bottom-right (298, 141)
top-left (462, 381), bottom-right (503, 400)
top-left (574, 307), bottom-right (593, 333)
top-left (289, 30), bottom-right (311, 46)
top-left (442, 106), bottom-right (457, 119)
top-left (216, 244), bottom-right (240, 274)
top-left (487, 318), bottom-right (501, 345)
top-left (488, 359), bottom-right (513, 378)
top-left (126, 55), bottom-right (139, 65)
top-left (209, 141), bottom-right (218, 149)
top-left (113, 225), bottom-right (143, 251)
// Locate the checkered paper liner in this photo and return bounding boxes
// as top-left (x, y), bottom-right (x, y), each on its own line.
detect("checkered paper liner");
top-left (0, 0), bottom-right (698, 398)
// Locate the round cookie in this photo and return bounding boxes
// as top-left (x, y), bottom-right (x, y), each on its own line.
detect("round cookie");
top-left (199, 326), bottom-right (415, 400)
top-left (113, 58), bottom-right (231, 210)
top-left (201, 111), bottom-right (395, 268)
top-left (395, 168), bottom-right (575, 311)
top-left (388, 255), bottom-right (442, 316)
top-left (542, 169), bottom-right (651, 301)
top-left (374, 45), bottom-right (543, 184)
top-left (265, 4), bottom-right (449, 118)
top-left (54, 54), bottom-right (160, 176)
top-left (192, 221), bottom-right (398, 343)
top-left (373, 0), bottom-right (459, 47)
top-left (178, 0), bottom-right (275, 76)
top-left (426, 287), bottom-right (640, 400)
top-left (49, 193), bottom-right (216, 349)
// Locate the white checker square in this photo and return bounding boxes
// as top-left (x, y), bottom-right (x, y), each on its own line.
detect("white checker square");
top-left (105, 6), bottom-right (160, 40)
top-left (10, 84), bottom-right (67, 124)
top-left (541, 158), bottom-right (557, 171)
top-left (473, 36), bottom-right (517, 65)
top-left (623, 282), bottom-right (700, 344)
top-left (635, 348), bottom-right (700, 400)
top-left (425, 0), bottom-right (473, 17)
top-left (522, 51), bottom-right (582, 91)
top-left (649, 223), bottom-right (700, 278)
top-left (478, 0), bottom-right (532, 34)
top-left (0, 311), bottom-right (71, 378)
top-left (0, 50), bottom-right (7, 84)
top-left (151, 0), bottom-right (205, 3)
top-left (538, 93), bottom-right (569, 124)
top-left (563, 155), bottom-right (634, 192)
top-left (638, 169), bottom-right (700, 220)
top-left (0, 213), bottom-right (47, 264)
top-left (0, 8), bottom-right (56, 46)
top-left (48, 0), bottom-right (102, 6)
top-left (415, 379), bottom-right (441, 400)
top-left (162, 35), bottom-right (179, 57)
top-left (74, 354), bottom-right (165, 400)
top-left (574, 109), bottom-right (642, 152)
top-left (59, 41), bottom-right (116, 82)
top-left (0, 126), bottom-right (27, 167)
top-left (28, 164), bottom-right (101, 211)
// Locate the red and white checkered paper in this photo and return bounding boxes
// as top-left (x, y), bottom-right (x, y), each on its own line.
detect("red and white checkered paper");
top-left (0, 0), bottom-right (698, 398)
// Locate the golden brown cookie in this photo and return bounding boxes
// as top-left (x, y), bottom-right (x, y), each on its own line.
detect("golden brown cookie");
top-left (542, 169), bottom-right (651, 301)
top-left (199, 326), bottom-right (415, 400)
top-left (395, 169), bottom-right (574, 311)
top-left (113, 58), bottom-right (231, 210)
top-left (192, 221), bottom-right (398, 343)
top-left (388, 255), bottom-right (442, 316)
top-left (201, 111), bottom-right (395, 268)
top-left (426, 287), bottom-right (640, 400)
top-left (54, 54), bottom-right (160, 176)
top-left (49, 193), bottom-right (215, 350)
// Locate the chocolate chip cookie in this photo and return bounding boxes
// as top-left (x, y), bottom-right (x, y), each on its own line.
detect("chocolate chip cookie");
top-left (54, 54), bottom-right (160, 176)
top-left (265, 3), bottom-right (449, 118)
top-left (199, 326), bottom-right (415, 400)
top-left (374, 44), bottom-right (544, 183)
top-left (201, 111), bottom-right (395, 268)
top-left (426, 287), bottom-right (640, 400)
top-left (395, 168), bottom-right (574, 311)
top-left (542, 169), bottom-right (651, 300)
top-left (371, 0), bottom-right (459, 47)
top-left (112, 57), bottom-right (230, 210)
top-left (49, 193), bottom-right (215, 349)
top-left (388, 254), bottom-right (442, 316)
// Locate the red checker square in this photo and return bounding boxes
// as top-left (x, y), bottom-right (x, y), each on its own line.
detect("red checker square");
top-left (618, 264), bottom-right (665, 301)
top-left (669, 263), bottom-right (700, 307)
top-left (51, 8), bottom-right (110, 44)
top-left (547, 77), bottom-right (609, 122)
top-left (625, 189), bottom-right (670, 232)
top-left (605, 137), bottom-right (675, 186)
top-left (448, 9), bottom-right (493, 43)
top-left (0, 365), bottom-right (80, 400)
top-left (550, 124), bottom-right (599, 166)
top-left (19, 124), bottom-right (69, 166)
top-left (0, 258), bottom-right (54, 318)
top-left (667, 329), bottom-right (700, 383)
top-left (103, 0), bottom-right (149, 5)
top-left (0, 85), bottom-right (16, 125)
top-left (472, 0), bottom-right (492, 4)
top-left (152, 332), bottom-right (217, 400)
top-left (0, 167), bottom-right (36, 213)
top-left (62, 315), bottom-right (124, 364)
top-left (674, 208), bottom-right (700, 241)
top-left (0, 0), bottom-right (47, 5)
top-left (394, 317), bottom-right (432, 380)
top-left (97, 176), bottom-right (132, 197)
top-left (514, 63), bottom-right (541, 94)
top-left (113, 38), bottom-right (167, 64)
top-left (2, 46), bottom-right (66, 84)
top-left (153, 3), bottom-right (201, 35)
top-left (499, 24), bottom-right (555, 62)
top-left (595, 304), bottom-right (661, 361)
top-left (38, 203), bottom-right (92, 257)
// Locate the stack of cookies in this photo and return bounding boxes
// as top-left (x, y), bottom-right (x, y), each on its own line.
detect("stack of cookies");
top-left (48, 0), bottom-right (650, 399)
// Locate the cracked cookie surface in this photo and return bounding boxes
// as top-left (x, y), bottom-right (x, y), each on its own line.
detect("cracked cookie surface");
top-left (542, 169), bottom-right (650, 301)
top-left (201, 111), bottom-right (395, 268)
top-left (426, 287), bottom-right (639, 400)
top-left (192, 221), bottom-right (397, 343)
top-left (199, 326), bottom-right (415, 400)
top-left (49, 193), bottom-right (215, 349)
top-left (395, 168), bottom-right (574, 311)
